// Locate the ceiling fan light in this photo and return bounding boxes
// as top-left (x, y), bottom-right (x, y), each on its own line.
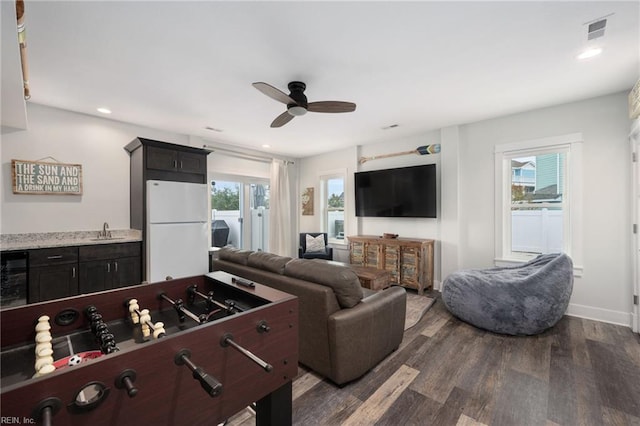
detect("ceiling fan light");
top-left (288, 105), bottom-right (307, 116)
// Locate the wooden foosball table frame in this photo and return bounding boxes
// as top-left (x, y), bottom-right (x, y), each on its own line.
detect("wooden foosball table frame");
top-left (0, 271), bottom-right (298, 426)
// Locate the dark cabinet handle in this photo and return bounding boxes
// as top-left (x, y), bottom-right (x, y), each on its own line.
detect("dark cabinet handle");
top-left (114, 261), bottom-right (118, 272)
top-left (47, 255), bottom-right (63, 260)
top-left (72, 267), bottom-right (76, 278)
top-left (173, 160), bottom-right (177, 168)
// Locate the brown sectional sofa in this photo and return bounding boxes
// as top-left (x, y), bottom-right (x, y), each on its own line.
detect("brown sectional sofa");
top-left (211, 247), bottom-right (407, 385)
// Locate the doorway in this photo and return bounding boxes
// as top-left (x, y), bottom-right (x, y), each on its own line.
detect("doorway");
top-left (211, 179), bottom-right (269, 251)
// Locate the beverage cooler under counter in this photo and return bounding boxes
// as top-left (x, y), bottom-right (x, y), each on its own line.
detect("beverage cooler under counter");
top-left (1, 251), bottom-right (28, 308)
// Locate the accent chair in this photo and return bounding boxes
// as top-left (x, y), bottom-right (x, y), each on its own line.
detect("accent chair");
top-left (298, 232), bottom-right (333, 260)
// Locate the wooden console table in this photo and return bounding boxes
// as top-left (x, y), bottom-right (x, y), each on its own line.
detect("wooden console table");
top-left (348, 235), bottom-right (434, 295)
top-left (322, 260), bottom-right (391, 291)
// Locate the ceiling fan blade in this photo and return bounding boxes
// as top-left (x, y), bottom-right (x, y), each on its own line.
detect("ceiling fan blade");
top-left (307, 101), bottom-right (356, 113)
top-left (271, 111), bottom-right (294, 128)
top-left (253, 82), bottom-right (296, 105)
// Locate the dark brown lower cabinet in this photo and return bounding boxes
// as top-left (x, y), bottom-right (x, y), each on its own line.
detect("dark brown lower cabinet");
top-left (79, 243), bottom-right (141, 294)
top-left (27, 247), bottom-right (79, 303)
top-left (28, 264), bottom-right (78, 303)
top-left (24, 242), bottom-right (141, 302)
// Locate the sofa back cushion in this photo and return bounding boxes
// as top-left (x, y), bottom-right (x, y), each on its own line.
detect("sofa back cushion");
top-left (247, 251), bottom-right (292, 274)
top-left (284, 259), bottom-right (363, 308)
top-left (219, 246), bottom-right (253, 265)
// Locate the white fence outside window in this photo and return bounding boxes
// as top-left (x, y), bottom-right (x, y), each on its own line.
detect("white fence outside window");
top-left (511, 209), bottom-right (563, 254)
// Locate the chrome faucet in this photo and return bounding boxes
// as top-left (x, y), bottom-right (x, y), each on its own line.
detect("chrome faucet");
top-left (98, 222), bottom-right (111, 239)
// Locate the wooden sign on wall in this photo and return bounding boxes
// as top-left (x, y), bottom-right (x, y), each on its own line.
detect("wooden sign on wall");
top-left (12, 159), bottom-right (83, 195)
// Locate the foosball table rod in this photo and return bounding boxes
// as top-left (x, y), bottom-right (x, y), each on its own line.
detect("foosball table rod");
top-left (220, 333), bottom-right (273, 372)
top-left (186, 285), bottom-right (243, 314)
top-left (158, 292), bottom-right (206, 324)
top-left (31, 397), bottom-right (61, 426)
top-left (126, 299), bottom-right (166, 339)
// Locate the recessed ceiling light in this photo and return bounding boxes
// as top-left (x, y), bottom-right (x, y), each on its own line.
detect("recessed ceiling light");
top-left (97, 107), bottom-right (111, 114)
top-left (262, 144), bottom-right (271, 148)
top-left (382, 124), bottom-right (399, 130)
top-left (577, 47), bottom-right (602, 60)
top-left (205, 126), bottom-right (223, 132)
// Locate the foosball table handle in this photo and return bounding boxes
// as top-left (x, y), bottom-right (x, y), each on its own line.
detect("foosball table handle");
top-left (174, 349), bottom-right (223, 398)
top-left (115, 369), bottom-right (138, 398)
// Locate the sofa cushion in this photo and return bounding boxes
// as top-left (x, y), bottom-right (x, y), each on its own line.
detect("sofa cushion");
top-left (218, 246), bottom-right (253, 265)
top-left (247, 251), bottom-right (292, 274)
top-left (284, 259), bottom-right (363, 308)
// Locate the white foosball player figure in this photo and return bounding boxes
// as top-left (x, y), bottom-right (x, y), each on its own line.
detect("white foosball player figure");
top-left (139, 309), bottom-right (151, 338)
top-left (34, 348), bottom-right (54, 372)
top-left (128, 299), bottom-right (140, 324)
top-left (33, 315), bottom-right (55, 378)
top-left (152, 322), bottom-right (166, 339)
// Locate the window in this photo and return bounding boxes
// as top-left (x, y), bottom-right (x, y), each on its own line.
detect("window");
top-left (495, 134), bottom-right (582, 269)
top-left (320, 172), bottom-right (346, 243)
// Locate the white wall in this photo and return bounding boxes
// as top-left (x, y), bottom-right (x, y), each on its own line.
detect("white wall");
top-left (1, 103), bottom-right (188, 234)
top-left (298, 145), bottom-right (357, 262)
top-left (457, 91), bottom-right (633, 325)
top-left (298, 132), bottom-right (443, 273)
top-left (3, 93), bottom-right (635, 326)
top-left (299, 91), bottom-right (633, 326)
top-left (357, 131), bottom-right (441, 240)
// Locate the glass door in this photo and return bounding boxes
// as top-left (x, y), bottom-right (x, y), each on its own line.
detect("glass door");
top-left (249, 183), bottom-right (269, 251)
top-left (211, 179), bottom-right (269, 251)
top-left (211, 180), bottom-right (242, 248)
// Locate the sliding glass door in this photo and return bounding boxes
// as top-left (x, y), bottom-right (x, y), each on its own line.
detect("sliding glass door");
top-left (211, 178), bottom-right (269, 251)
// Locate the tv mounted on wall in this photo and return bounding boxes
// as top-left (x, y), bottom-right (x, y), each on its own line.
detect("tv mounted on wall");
top-left (355, 164), bottom-right (437, 218)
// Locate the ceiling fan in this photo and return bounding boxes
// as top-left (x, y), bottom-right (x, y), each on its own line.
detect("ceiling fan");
top-left (252, 81), bottom-right (356, 128)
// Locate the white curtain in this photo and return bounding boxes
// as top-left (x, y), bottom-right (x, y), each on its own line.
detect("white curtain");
top-left (269, 159), bottom-right (293, 257)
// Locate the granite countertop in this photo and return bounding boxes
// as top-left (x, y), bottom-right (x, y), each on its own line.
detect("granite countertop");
top-left (0, 229), bottom-right (142, 251)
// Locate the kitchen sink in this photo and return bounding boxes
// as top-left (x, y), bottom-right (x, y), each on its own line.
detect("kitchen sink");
top-left (89, 237), bottom-right (126, 241)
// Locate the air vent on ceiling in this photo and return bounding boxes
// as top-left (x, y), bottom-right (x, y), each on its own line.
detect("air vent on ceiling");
top-left (587, 18), bottom-right (607, 40)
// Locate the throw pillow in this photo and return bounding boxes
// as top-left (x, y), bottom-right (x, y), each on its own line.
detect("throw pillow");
top-left (305, 234), bottom-right (326, 253)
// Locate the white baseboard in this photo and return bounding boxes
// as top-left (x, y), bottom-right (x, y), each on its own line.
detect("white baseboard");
top-left (566, 303), bottom-right (632, 328)
top-left (433, 280), bottom-right (442, 291)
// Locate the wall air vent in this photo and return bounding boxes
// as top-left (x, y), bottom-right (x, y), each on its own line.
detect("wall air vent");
top-left (587, 18), bottom-right (607, 40)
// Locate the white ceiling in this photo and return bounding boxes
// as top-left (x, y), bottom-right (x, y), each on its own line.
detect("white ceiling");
top-left (16, 1), bottom-right (640, 158)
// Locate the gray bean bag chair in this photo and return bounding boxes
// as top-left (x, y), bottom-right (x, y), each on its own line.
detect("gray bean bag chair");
top-left (441, 253), bottom-right (573, 335)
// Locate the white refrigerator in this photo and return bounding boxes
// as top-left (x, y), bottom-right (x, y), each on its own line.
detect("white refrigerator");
top-left (146, 180), bottom-right (209, 283)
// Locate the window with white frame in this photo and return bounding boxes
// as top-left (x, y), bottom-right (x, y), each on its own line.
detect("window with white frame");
top-left (320, 172), bottom-right (346, 243)
top-left (495, 133), bottom-right (583, 267)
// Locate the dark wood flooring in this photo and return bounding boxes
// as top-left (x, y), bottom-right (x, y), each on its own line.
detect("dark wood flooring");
top-left (230, 293), bottom-right (640, 426)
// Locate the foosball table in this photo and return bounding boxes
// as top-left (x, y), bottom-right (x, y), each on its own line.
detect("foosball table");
top-left (0, 271), bottom-right (299, 425)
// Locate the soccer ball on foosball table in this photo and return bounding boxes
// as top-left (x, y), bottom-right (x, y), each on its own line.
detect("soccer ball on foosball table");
top-left (67, 354), bottom-right (82, 366)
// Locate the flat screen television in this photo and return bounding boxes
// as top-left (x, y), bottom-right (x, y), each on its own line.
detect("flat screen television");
top-left (355, 164), bottom-right (437, 218)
